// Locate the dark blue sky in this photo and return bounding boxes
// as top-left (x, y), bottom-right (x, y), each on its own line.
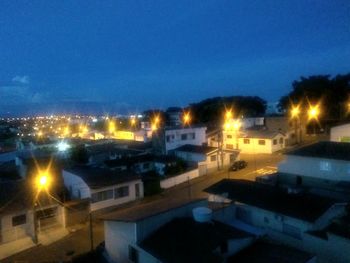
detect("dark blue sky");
top-left (1, 0), bottom-right (349, 114)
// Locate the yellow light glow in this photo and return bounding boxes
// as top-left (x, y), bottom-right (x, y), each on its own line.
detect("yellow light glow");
top-left (225, 110), bottom-right (233, 120)
top-left (37, 131), bottom-right (43, 137)
top-left (130, 118), bottom-right (136, 126)
top-left (308, 105), bottom-right (320, 120)
top-left (233, 120), bottom-right (241, 131)
top-left (108, 120), bottom-right (116, 133)
top-left (224, 122), bottom-right (231, 131)
top-left (291, 105), bottom-right (300, 118)
top-left (151, 123), bottom-right (158, 131)
top-left (183, 112), bottom-right (191, 125)
top-left (36, 172), bottom-right (51, 190)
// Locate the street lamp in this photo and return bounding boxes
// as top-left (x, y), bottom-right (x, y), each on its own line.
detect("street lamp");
top-left (290, 105), bottom-right (301, 144)
top-left (33, 171), bottom-right (51, 244)
top-left (307, 104), bottom-right (320, 136)
top-left (183, 112), bottom-right (191, 126)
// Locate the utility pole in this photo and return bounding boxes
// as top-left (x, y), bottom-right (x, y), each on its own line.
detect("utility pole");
top-left (89, 211), bottom-right (94, 252)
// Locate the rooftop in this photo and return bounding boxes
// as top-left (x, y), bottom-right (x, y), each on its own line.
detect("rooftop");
top-left (173, 144), bottom-right (218, 154)
top-left (205, 179), bottom-right (337, 222)
top-left (64, 165), bottom-right (141, 189)
top-left (104, 153), bottom-right (178, 168)
top-left (139, 217), bottom-right (253, 263)
top-left (228, 240), bottom-right (314, 263)
top-left (101, 198), bottom-right (206, 222)
top-left (286, 141), bottom-right (350, 162)
top-left (241, 130), bottom-right (283, 139)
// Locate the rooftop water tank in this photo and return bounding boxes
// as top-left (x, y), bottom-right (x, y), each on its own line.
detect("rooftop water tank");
top-left (192, 207), bottom-right (213, 223)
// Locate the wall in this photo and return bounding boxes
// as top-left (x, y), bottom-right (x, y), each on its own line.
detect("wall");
top-left (330, 124), bottom-right (350, 142)
top-left (62, 171), bottom-right (91, 199)
top-left (164, 127), bottom-right (207, 153)
top-left (64, 200), bottom-right (90, 227)
top-left (278, 156), bottom-right (350, 182)
top-left (238, 137), bottom-right (274, 154)
top-left (104, 221), bottom-right (136, 263)
top-left (160, 169), bottom-right (199, 189)
top-left (90, 180), bottom-right (143, 211)
top-left (0, 210), bottom-right (33, 244)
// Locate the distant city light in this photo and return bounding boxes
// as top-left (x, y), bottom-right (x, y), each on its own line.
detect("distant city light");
top-left (57, 141), bottom-right (70, 152)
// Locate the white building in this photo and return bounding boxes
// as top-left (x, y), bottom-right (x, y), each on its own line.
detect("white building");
top-left (330, 123), bottom-right (350, 142)
top-left (0, 181), bottom-right (66, 260)
top-left (278, 141), bottom-right (350, 193)
top-left (152, 125), bottom-right (207, 154)
top-left (173, 144), bottom-right (239, 174)
top-left (223, 130), bottom-right (286, 154)
top-left (62, 166), bottom-right (143, 211)
top-left (101, 199), bottom-right (258, 263)
top-left (205, 179), bottom-right (348, 263)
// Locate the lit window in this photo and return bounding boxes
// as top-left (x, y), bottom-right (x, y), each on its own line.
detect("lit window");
top-left (243, 139), bottom-right (250, 144)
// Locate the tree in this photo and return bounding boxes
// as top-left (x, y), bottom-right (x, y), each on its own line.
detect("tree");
top-left (278, 74), bottom-right (350, 120)
top-left (189, 96), bottom-right (267, 125)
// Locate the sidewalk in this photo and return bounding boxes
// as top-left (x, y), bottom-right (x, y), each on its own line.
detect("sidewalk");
top-left (0, 237), bottom-right (36, 261)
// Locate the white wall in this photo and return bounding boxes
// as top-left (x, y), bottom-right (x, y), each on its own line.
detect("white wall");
top-left (62, 171), bottom-right (91, 199)
top-left (90, 180), bottom-right (143, 211)
top-left (278, 156), bottom-right (350, 182)
top-left (165, 127), bottom-right (207, 153)
top-left (160, 169), bottom-right (199, 189)
top-left (330, 124), bottom-right (350, 142)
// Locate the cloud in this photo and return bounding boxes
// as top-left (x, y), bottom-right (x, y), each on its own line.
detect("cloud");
top-left (12, 75), bottom-right (30, 84)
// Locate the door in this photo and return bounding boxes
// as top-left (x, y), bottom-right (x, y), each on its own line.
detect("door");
top-left (135, 183), bottom-right (140, 198)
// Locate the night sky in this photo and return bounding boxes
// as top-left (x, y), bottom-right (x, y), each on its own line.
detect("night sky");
top-left (1, 1), bottom-right (349, 114)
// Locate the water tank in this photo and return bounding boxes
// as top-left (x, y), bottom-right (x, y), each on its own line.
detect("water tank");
top-left (192, 207), bottom-right (213, 223)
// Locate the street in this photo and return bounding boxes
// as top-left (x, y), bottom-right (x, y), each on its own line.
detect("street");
top-left (4, 153), bottom-right (284, 263)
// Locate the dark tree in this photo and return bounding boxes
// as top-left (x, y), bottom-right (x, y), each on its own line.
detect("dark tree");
top-left (188, 96), bottom-right (267, 125)
top-left (279, 74), bottom-right (350, 120)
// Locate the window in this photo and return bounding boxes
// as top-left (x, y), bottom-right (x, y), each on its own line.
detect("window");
top-left (243, 139), bottom-right (250, 144)
top-left (282, 223), bottom-right (301, 239)
top-left (273, 139), bottom-right (277, 145)
top-left (279, 137), bottom-right (284, 144)
top-left (91, 189), bottom-right (114, 203)
top-left (320, 161), bottom-right (331, 171)
top-left (12, 214), bottom-right (26, 226)
top-left (166, 135), bottom-right (171, 142)
top-left (258, 139), bottom-right (265, 145)
top-left (181, 134), bottom-right (187, 140)
top-left (129, 245), bottom-right (139, 263)
top-left (115, 186), bottom-right (129, 198)
top-left (210, 155), bottom-right (217, 162)
top-left (227, 135), bottom-right (233, 139)
top-left (226, 144), bottom-right (233, 149)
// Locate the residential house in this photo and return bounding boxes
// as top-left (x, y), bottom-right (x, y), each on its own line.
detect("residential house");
top-left (62, 166), bottom-right (143, 211)
top-left (223, 130), bottom-right (286, 154)
top-left (330, 123), bottom-right (350, 142)
top-left (152, 125), bottom-right (207, 154)
top-left (101, 199), bottom-right (258, 263)
top-left (205, 179), bottom-right (348, 263)
top-left (278, 141), bottom-right (350, 195)
top-left (0, 180), bottom-right (66, 260)
top-left (172, 144), bottom-right (239, 175)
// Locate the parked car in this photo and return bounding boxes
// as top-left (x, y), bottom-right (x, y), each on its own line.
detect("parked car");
top-left (229, 160), bottom-right (247, 171)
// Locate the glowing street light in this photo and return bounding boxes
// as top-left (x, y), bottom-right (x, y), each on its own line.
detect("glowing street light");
top-left (183, 112), bottom-right (191, 125)
top-left (291, 105), bottom-right (300, 119)
top-left (308, 105), bottom-right (320, 121)
top-left (225, 110), bottom-right (233, 120)
top-left (108, 120), bottom-right (116, 134)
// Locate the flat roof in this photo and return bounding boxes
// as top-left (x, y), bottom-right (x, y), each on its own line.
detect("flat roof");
top-left (65, 165), bottom-right (141, 189)
top-left (101, 198), bottom-right (206, 222)
top-left (241, 130), bottom-right (283, 139)
top-left (228, 240), bottom-right (314, 263)
top-left (205, 179), bottom-right (337, 222)
top-left (140, 217), bottom-right (253, 263)
top-left (286, 141), bottom-right (350, 162)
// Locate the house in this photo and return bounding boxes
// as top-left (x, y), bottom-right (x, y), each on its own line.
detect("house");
top-left (104, 153), bottom-right (181, 176)
top-left (0, 180), bottom-right (67, 260)
top-left (172, 144), bottom-right (239, 174)
top-left (62, 166), bottom-right (143, 211)
top-left (205, 179), bottom-right (348, 263)
top-left (278, 142), bottom-right (350, 194)
top-left (152, 125), bottom-right (207, 154)
top-left (223, 130), bottom-right (286, 154)
top-left (101, 198), bottom-right (258, 263)
top-left (330, 123), bottom-right (350, 142)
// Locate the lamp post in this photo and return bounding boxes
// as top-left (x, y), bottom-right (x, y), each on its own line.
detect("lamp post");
top-left (290, 105), bottom-right (301, 144)
top-left (33, 172), bottom-right (51, 244)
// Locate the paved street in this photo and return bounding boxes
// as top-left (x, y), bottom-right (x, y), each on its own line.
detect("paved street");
top-left (4, 153), bottom-right (284, 263)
